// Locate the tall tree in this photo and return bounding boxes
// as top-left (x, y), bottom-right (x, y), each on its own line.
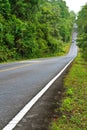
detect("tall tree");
top-left (0, 0), bottom-right (75, 62)
top-left (77, 4), bottom-right (87, 60)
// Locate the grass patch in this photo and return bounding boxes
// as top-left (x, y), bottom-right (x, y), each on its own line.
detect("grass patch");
top-left (0, 43), bottom-right (70, 64)
top-left (50, 53), bottom-right (87, 130)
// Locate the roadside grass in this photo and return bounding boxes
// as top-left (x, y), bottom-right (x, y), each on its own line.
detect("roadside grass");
top-left (52, 43), bottom-right (71, 56)
top-left (0, 43), bottom-right (70, 64)
top-left (50, 53), bottom-right (87, 130)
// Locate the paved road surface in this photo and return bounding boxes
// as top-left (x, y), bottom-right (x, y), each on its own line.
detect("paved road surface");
top-left (0, 32), bottom-right (77, 129)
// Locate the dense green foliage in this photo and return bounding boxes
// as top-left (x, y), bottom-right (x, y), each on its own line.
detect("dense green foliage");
top-left (77, 4), bottom-right (87, 60)
top-left (0, 0), bottom-right (75, 62)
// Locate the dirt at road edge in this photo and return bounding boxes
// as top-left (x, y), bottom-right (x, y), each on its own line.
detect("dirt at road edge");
top-left (14, 67), bottom-right (70, 130)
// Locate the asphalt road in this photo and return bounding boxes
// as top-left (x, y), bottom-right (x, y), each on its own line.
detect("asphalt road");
top-left (0, 32), bottom-right (77, 129)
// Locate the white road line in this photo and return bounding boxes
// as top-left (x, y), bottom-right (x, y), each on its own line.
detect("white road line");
top-left (3, 58), bottom-right (74, 130)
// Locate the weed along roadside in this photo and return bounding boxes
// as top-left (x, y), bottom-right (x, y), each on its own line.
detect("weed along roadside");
top-left (49, 53), bottom-right (87, 130)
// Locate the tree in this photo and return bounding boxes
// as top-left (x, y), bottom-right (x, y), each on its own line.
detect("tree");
top-left (0, 0), bottom-right (75, 62)
top-left (0, 0), bottom-right (11, 19)
top-left (77, 4), bottom-right (87, 60)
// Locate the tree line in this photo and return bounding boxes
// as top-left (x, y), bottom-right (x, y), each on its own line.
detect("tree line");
top-left (0, 0), bottom-right (75, 62)
top-left (77, 3), bottom-right (87, 60)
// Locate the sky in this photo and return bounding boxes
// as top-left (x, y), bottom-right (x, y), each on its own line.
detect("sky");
top-left (64, 0), bottom-right (87, 13)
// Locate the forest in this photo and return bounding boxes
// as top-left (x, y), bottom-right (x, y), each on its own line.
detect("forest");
top-left (0, 0), bottom-right (76, 62)
top-left (77, 3), bottom-right (87, 60)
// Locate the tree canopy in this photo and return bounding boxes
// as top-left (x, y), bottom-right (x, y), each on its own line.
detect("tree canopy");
top-left (0, 0), bottom-right (75, 62)
top-left (77, 4), bottom-right (87, 60)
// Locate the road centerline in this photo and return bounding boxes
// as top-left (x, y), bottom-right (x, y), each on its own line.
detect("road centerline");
top-left (0, 63), bottom-right (33, 73)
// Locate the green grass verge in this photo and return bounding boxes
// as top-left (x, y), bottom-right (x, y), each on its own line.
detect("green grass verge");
top-left (50, 53), bottom-right (87, 130)
top-left (0, 43), bottom-right (70, 63)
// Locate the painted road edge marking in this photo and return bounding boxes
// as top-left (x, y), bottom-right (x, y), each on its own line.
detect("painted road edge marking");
top-left (3, 58), bottom-right (74, 130)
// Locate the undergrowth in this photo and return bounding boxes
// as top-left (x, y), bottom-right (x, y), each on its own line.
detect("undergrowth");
top-left (50, 53), bottom-right (87, 130)
top-left (0, 43), bottom-right (70, 64)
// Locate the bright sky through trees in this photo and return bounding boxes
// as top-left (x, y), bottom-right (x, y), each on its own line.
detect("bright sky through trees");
top-left (64, 0), bottom-right (87, 13)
